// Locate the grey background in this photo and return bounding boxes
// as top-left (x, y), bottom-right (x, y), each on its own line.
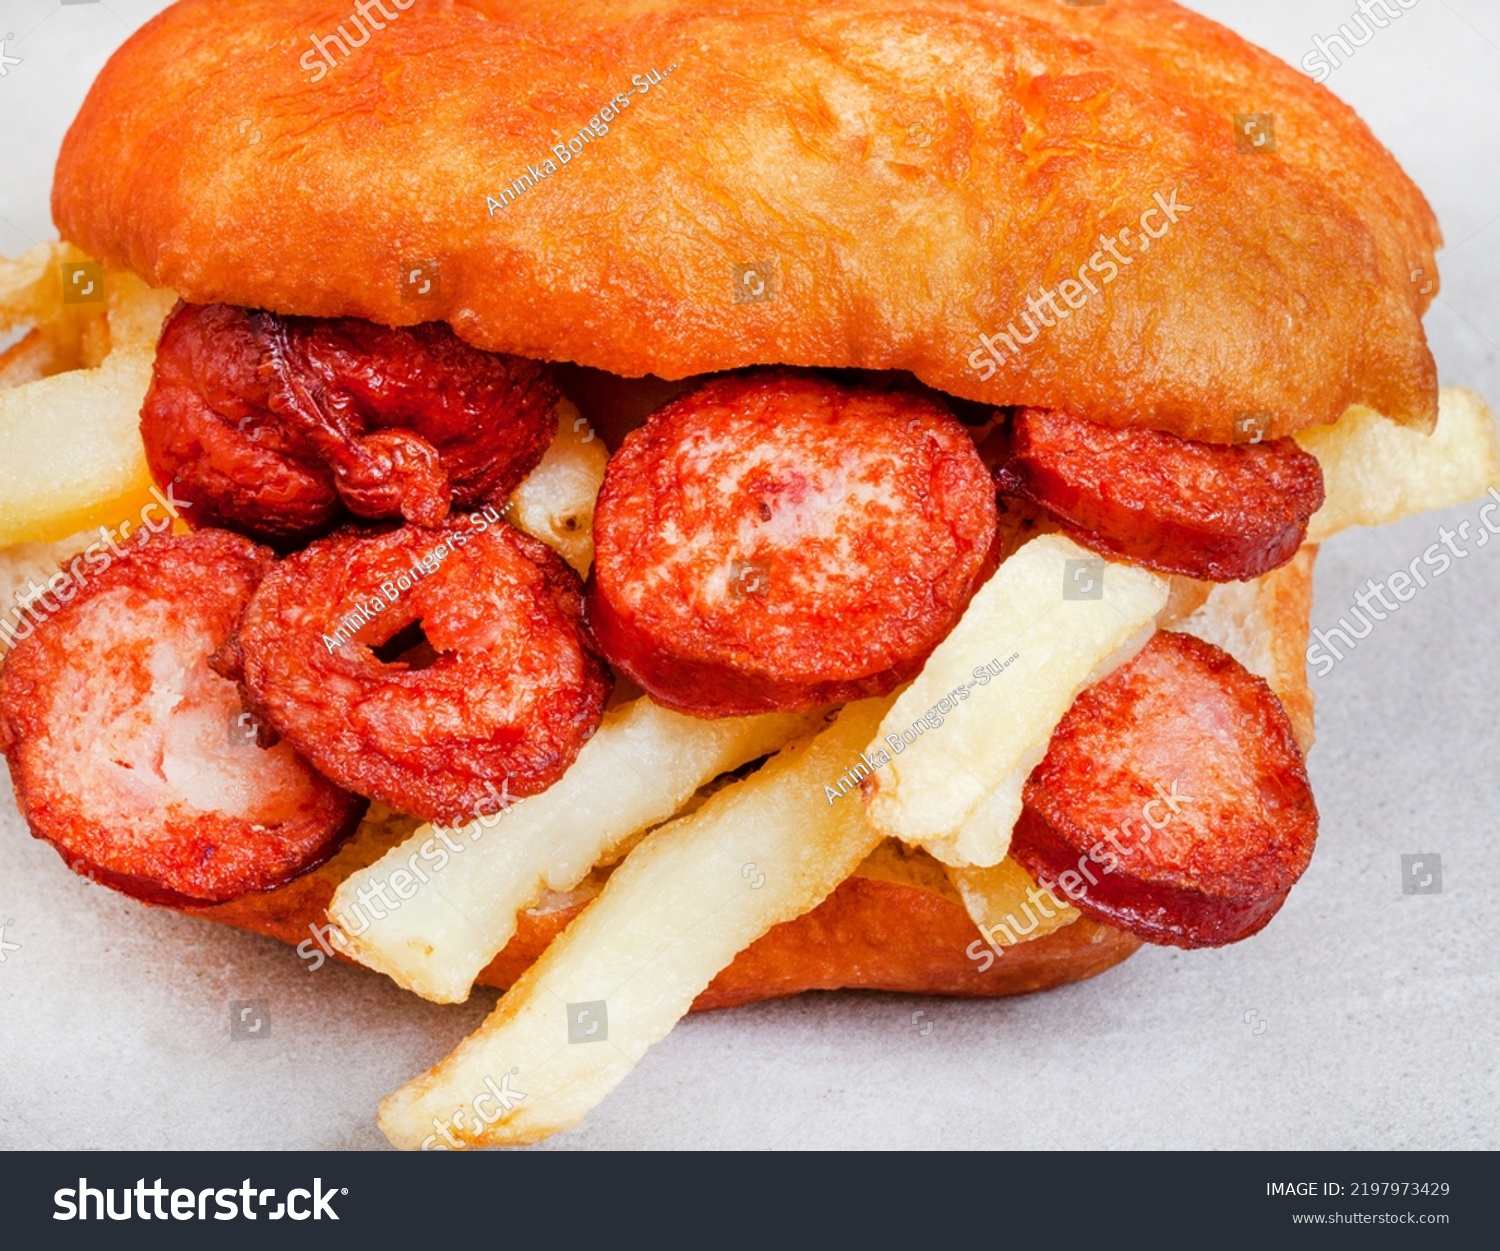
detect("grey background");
top-left (0, 1), bottom-right (1495, 1150)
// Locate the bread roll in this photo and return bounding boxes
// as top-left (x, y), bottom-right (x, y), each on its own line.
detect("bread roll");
top-left (53, 0), bottom-right (1438, 441)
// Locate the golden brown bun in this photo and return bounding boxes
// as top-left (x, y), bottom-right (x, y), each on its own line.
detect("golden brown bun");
top-left (53, 0), bottom-right (1438, 441)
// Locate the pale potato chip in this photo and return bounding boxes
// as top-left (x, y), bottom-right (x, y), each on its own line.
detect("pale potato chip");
top-left (105, 272), bottom-right (178, 354)
top-left (330, 697), bottom-right (822, 1003)
top-left (0, 348), bottom-right (158, 547)
top-left (0, 330), bottom-right (63, 391)
top-left (863, 534), bottom-right (1168, 868)
top-left (507, 398), bottom-right (609, 574)
top-left (378, 698), bottom-right (890, 1149)
top-left (950, 858), bottom-right (1079, 955)
top-left (1301, 388), bottom-right (1500, 542)
top-left (0, 242), bottom-right (70, 334)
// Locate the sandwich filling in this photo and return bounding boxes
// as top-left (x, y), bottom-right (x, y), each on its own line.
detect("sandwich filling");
top-left (0, 301), bottom-right (1322, 948)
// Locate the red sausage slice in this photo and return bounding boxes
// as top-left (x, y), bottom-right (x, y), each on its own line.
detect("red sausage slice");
top-left (141, 303), bottom-right (560, 547)
top-left (586, 372), bottom-right (1000, 717)
top-left (1009, 631), bottom-right (1318, 948)
top-left (0, 531), bottom-right (366, 905)
top-left (994, 408), bottom-right (1324, 581)
top-left (227, 514), bottom-right (611, 824)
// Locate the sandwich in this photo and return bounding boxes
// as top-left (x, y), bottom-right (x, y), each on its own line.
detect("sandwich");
top-left (1, 0), bottom-right (1496, 1149)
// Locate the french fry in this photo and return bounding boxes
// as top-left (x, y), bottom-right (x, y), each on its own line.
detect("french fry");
top-left (507, 399), bottom-right (609, 574)
top-left (378, 697), bottom-right (889, 1149)
top-left (863, 534), bottom-right (1168, 868)
top-left (1301, 388), bottom-right (1500, 542)
top-left (0, 330), bottom-right (61, 391)
top-left (1177, 545), bottom-right (1318, 751)
top-left (0, 241), bottom-right (112, 373)
top-left (331, 697), bottom-right (822, 1003)
top-left (0, 347), bottom-right (158, 547)
top-left (0, 242), bottom-right (70, 334)
top-left (949, 858), bottom-right (1079, 954)
top-left (104, 272), bottom-right (178, 354)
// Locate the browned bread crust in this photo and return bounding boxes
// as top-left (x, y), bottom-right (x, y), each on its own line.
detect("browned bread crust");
top-left (53, 0), bottom-right (1438, 440)
top-left (185, 821), bottom-right (1144, 1009)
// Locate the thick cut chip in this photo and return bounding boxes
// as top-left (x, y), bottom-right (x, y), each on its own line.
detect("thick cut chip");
top-left (105, 272), bottom-right (178, 354)
top-left (330, 698), bottom-right (820, 1003)
top-left (1301, 389), bottom-right (1500, 541)
top-left (506, 399), bottom-right (609, 575)
top-left (951, 858), bottom-right (1080, 955)
top-left (863, 533), bottom-right (1168, 867)
top-left (0, 242), bottom-right (113, 374)
top-left (378, 698), bottom-right (889, 1149)
top-left (0, 330), bottom-right (65, 390)
top-left (1178, 545), bottom-right (1318, 751)
top-left (0, 348), bottom-right (158, 547)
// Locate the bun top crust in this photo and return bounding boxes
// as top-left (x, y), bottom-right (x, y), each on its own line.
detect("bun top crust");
top-left (53, 0), bottom-right (1439, 441)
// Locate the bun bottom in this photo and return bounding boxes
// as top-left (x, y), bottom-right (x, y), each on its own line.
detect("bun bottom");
top-left (186, 827), bottom-right (1145, 1009)
top-left (181, 541), bottom-right (1315, 1007)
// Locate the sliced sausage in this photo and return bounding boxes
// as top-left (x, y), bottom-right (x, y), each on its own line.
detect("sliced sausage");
top-left (994, 408), bottom-right (1324, 581)
top-left (226, 514), bottom-right (611, 823)
top-left (0, 530), bottom-right (366, 905)
top-left (1009, 631), bottom-right (1318, 948)
top-left (586, 371), bottom-right (1000, 717)
top-left (141, 303), bottom-right (559, 548)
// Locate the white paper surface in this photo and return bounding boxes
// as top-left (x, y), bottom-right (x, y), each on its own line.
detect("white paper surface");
top-left (0, 0), bottom-right (1495, 1149)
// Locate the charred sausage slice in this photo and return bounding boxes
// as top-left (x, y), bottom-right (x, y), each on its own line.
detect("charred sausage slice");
top-left (0, 530), bottom-right (365, 905)
top-left (1009, 631), bottom-right (1318, 947)
top-left (141, 303), bottom-right (559, 548)
top-left (994, 408), bottom-right (1324, 581)
top-left (587, 372), bottom-right (999, 717)
top-left (228, 515), bottom-right (610, 824)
